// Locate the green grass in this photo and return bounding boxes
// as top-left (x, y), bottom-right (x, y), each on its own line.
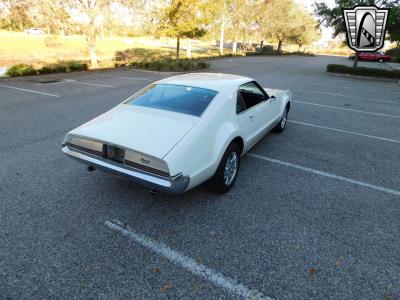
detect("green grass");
top-left (327, 64), bottom-right (400, 79)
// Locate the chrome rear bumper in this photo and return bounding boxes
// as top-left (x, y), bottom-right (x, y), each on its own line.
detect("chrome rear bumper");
top-left (62, 145), bottom-right (190, 194)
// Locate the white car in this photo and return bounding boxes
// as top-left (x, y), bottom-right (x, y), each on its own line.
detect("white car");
top-left (25, 28), bottom-right (45, 35)
top-left (62, 73), bottom-right (292, 194)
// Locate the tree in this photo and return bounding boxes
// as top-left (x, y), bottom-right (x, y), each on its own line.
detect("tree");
top-left (7, 0), bottom-right (32, 31)
top-left (222, 0), bottom-right (258, 53)
top-left (261, 0), bottom-right (299, 52)
top-left (291, 9), bottom-right (321, 51)
top-left (158, 0), bottom-right (206, 61)
top-left (386, 3), bottom-right (400, 47)
top-left (204, 0), bottom-right (232, 55)
top-left (69, 0), bottom-right (111, 68)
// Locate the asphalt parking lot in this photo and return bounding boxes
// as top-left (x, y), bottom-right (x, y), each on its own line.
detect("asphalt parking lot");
top-left (1, 55), bottom-right (399, 299)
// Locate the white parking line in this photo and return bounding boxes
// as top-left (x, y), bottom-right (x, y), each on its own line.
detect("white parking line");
top-left (289, 120), bottom-right (400, 144)
top-left (0, 84), bottom-right (60, 97)
top-left (295, 100), bottom-right (400, 119)
top-left (297, 89), bottom-right (399, 105)
top-left (93, 74), bottom-right (153, 81)
top-left (248, 153), bottom-right (400, 197)
top-left (65, 79), bottom-right (114, 88)
top-left (104, 220), bottom-right (271, 300)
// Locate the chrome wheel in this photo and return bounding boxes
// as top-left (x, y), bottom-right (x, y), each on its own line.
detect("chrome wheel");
top-left (223, 152), bottom-right (238, 186)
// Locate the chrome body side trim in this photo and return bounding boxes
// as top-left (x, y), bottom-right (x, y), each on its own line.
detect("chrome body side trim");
top-left (62, 145), bottom-right (190, 194)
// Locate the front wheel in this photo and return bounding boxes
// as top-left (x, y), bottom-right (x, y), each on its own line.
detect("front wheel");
top-left (378, 58), bottom-right (384, 63)
top-left (274, 107), bottom-right (288, 133)
top-left (210, 143), bottom-right (240, 193)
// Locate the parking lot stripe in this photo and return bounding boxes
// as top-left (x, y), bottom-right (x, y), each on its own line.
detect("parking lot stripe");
top-left (289, 120), bottom-right (400, 144)
top-left (295, 100), bottom-right (400, 119)
top-left (0, 84), bottom-right (60, 97)
top-left (248, 154), bottom-right (400, 197)
top-left (104, 220), bottom-right (272, 300)
top-left (66, 80), bottom-right (114, 88)
top-left (297, 89), bottom-right (399, 105)
top-left (93, 74), bottom-right (153, 81)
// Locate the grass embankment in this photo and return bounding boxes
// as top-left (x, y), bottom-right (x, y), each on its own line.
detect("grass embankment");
top-left (327, 64), bottom-right (400, 79)
top-left (0, 30), bottom-right (220, 66)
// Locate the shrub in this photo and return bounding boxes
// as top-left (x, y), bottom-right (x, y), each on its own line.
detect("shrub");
top-left (37, 64), bottom-right (67, 74)
top-left (386, 47), bottom-right (400, 57)
top-left (128, 58), bottom-right (209, 72)
top-left (260, 45), bottom-right (275, 55)
top-left (393, 56), bottom-right (400, 63)
top-left (6, 64), bottom-right (37, 77)
top-left (326, 64), bottom-right (400, 79)
top-left (65, 60), bottom-right (88, 72)
top-left (196, 61), bottom-right (208, 69)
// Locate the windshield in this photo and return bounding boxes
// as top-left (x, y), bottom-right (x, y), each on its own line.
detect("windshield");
top-left (125, 84), bottom-right (218, 117)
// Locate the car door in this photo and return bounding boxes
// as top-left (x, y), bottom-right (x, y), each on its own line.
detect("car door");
top-left (236, 81), bottom-right (275, 148)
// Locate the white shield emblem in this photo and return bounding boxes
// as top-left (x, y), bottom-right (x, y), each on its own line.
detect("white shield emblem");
top-left (343, 5), bottom-right (390, 52)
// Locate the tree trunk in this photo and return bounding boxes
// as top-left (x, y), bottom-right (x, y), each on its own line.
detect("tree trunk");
top-left (176, 36), bottom-right (180, 61)
top-left (89, 44), bottom-right (97, 68)
top-left (232, 40), bottom-right (237, 55)
top-left (298, 44), bottom-right (301, 52)
top-left (186, 39), bottom-right (192, 59)
top-left (219, 12), bottom-right (225, 56)
top-left (352, 52), bottom-right (359, 68)
top-left (277, 40), bottom-right (283, 52)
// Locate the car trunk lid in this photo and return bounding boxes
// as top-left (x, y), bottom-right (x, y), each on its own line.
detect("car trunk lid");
top-left (69, 105), bottom-right (199, 159)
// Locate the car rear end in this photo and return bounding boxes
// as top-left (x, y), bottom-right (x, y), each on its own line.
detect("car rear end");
top-left (62, 135), bottom-right (190, 194)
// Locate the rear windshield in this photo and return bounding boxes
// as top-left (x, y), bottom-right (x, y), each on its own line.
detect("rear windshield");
top-left (125, 84), bottom-right (218, 117)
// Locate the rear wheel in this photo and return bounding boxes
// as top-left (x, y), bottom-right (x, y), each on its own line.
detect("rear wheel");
top-left (274, 106), bottom-right (288, 133)
top-left (210, 143), bottom-right (240, 193)
top-left (378, 58), bottom-right (384, 63)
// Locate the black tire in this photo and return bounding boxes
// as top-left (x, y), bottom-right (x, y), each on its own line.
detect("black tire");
top-left (210, 143), bottom-right (241, 193)
top-left (274, 106), bottom-right (289, 133)
top-left (378, 58), bottom-right (384, 63)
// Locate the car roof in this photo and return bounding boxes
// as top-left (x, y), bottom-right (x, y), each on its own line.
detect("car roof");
top-left (155, 73), bottom-right (254, 92)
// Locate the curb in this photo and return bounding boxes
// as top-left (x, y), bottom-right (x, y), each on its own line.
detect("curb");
top-left (327, 71), bottom-right (400, 85)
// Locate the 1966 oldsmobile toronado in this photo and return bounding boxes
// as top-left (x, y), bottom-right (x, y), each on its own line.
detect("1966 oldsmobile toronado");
top-left (62, 73), bottom-right (291, 194)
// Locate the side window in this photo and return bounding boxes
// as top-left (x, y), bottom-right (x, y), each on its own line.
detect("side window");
top-left (237, 81), bottom-right (267, 113)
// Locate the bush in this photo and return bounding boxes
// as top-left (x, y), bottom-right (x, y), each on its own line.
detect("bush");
top-left (386, 47), bottom-right (400, 57)
top-left (196, 61), bottom-right (208, 69)
top-left (6, 64), bottom-right (37, 77)
top-left (37, 64), bottom-right (67, 74)
top-left (65, 60), bottom-right (88, 72)
top-left (6, 60), bottom-right (88, 77)
top-left (393, 56), bottom-right (400, 63)
top-left (128, 58), bottom-right (209, 72)
top-left (327, 64), bottom-right (400, 79)
top-left (260, 45), bottom-right (275, 55)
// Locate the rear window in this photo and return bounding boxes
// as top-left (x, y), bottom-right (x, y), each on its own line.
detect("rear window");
top-left (125, 84), bottom-right (218, 117)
